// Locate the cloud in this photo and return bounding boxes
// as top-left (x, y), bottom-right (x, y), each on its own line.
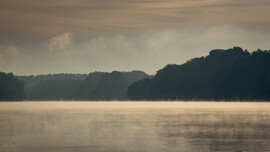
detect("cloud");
top-left (48, 32), bottom-right (73, 51)
top-left (0, 45), bottom-right (22, 73)
top-left (0, 0), bottom-right (270, 44)
top-left (1, 25), bottom-right (270, 75)
top-left (64, 25), bottom-right (270, 75)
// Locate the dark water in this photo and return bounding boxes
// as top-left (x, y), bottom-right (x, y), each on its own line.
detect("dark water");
top-left (0, 102), bottom-right (270, 152)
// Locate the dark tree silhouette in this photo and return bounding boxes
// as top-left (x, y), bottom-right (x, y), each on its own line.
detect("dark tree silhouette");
top-left (17, 71), bottom-right (151, 100)
top-left (127, 47), bottom-right (270, 101)
top-left (27, 79), bottom-right (83, 100)
top-left (73, 72), bottom-right (105, 100)
top-left (0, 72), bottom-right (25, 101)
top-left (91, 71), bottom-right (128, 100)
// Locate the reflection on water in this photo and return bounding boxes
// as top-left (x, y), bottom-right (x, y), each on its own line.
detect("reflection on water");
top-left (0, 102), bottom-right (270, 152)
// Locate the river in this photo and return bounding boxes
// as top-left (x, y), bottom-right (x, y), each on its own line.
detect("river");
top-left (0, 102), bottom-right (269, 152)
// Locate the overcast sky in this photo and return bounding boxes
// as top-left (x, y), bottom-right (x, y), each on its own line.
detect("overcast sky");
top-left (0, 0), bottom-right (270, 75)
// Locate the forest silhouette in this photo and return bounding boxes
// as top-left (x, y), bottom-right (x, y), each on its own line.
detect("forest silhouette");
top-left (17, 71), bottom-right (151, 100)
top-left (0, 72), bottom-right (25, 100)
top-left (1, 47), bottom-right (270, 101)
top-left (127, 47), bottom-right (270, 101)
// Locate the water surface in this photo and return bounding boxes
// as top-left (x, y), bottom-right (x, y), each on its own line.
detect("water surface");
top-left (0, 102), bottom-right (270, 152)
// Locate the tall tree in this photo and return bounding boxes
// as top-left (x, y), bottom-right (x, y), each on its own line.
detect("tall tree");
top-left (0, 72), bottom-right (25, 101)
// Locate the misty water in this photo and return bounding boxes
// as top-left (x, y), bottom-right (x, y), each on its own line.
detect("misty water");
top-left (0, 102), bottom-right (270, 152)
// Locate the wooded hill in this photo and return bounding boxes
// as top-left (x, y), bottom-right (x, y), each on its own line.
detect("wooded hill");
top-left (127, 47), bottom-right (270, 101)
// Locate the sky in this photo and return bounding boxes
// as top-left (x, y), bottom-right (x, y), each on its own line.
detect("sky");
top-left (0, 0), bottom-right (270, 75)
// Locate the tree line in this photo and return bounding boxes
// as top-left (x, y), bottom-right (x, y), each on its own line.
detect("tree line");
top-left (1, 47), bottom-right (270, 101)
top-left (127, 47), bottom-right (270, 101)
top-left (17, 71), bottom-right (151, 100)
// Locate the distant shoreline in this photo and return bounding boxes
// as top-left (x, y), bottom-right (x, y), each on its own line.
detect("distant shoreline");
top-left (1, 101), bottom-right (269, 111)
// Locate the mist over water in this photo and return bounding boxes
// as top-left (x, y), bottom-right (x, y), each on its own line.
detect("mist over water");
top-left (0, 102), bottom-right (270, 152)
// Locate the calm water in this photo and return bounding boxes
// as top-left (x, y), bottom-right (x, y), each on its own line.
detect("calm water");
top-left (0, 102), bottom-right (270, 152)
